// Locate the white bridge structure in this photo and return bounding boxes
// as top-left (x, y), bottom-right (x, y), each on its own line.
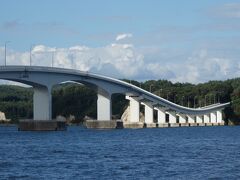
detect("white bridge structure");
top-left (0, 66), bottom-right (230, 128)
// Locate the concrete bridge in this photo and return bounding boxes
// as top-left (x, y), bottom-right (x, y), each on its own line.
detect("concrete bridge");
top-left (0, 66), bottom-right (230, 130)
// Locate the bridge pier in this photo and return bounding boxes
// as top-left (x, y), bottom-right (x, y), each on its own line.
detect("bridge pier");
top-left (97, 93), bottom-right (112, 121)
top-left (19, 85), bottom-right (66, 131)
top-left (142, 102), bottom-right (155, 127)
top-left (204, 114), bottom-right (210, 124)
top-left (177, 113), bottom-right (189, 126)
top-left (33, 86), bottom-right (52, 120)
top-left (210, 112), bottom-right (217, 123)
top-left (178, 114), bottom-right (186, 123)
top-left (187, 115), bottom-right (195, 123)
top-left (196, 115), bottom-right (203, 123)
top-left (127, 96), bottom-right (140, 123)
top-left (168, 111), bottom-right (176, 123)
top-left (122, 96), bottom-right (145, 128)
top-left (85, 91), bottom-right (117, 128)
top-left (85, 92), bottom-right (116, 129)
top-left (216, 110), bottom-right (223, 123)
top-left (156, 108), bottom-right (166, 124)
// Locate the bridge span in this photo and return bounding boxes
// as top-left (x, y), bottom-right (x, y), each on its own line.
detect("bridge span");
top-left (0, 66), bottom-right (230, 129)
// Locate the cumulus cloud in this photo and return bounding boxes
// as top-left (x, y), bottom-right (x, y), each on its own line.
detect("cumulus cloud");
top-left (32, 45), bottom-right (56, 53)
top-left (0, 43), bottom-right (239, 84)
top-left (0, 42), bottom-right (144, 79)
top-left (172, 50), bottom-right (240, 83)
top-left (115, 33), bottom-right (132, 41)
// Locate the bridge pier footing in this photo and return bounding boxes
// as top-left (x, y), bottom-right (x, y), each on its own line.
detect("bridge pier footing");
top-left (18, 120), bottom-right (66, 131)
top-left (18, 86), bottom-right (67, 131)
top-left (84, 120), bottom-right (123, 129)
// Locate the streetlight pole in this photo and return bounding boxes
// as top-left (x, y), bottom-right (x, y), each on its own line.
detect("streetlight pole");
top-left (149, 84), bottom-right (153, 93)
top-left (194, 96), bottom-right (197, 108)
top-left (159, 89), bottom-right (162, 97)
top-left (51, 51), bottom-right (54, 67)
top-left (182, 96), bottom-right (185, 106)
top-left (4, 41), bottom-right (10, 66)
top-left (51, 48), bottom-right (57, 68)
top-left (205, 95), bottom-right (207, 106)
top-left (30, 44), bottom-right (35, 66)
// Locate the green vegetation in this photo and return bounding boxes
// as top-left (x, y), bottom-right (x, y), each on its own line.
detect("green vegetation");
top-left (0, 77), bottom-right (239, 124)
top-left (0, 85), bottom-right (33, 123)
top-left (52, 84), bottom-right (97, 123)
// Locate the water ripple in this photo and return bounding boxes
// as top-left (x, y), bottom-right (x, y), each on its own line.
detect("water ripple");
top-left (0, 126), bottom-right (240, 179)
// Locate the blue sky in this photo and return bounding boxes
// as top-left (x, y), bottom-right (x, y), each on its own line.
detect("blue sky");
top-left (1, 0), bottom-right (240, 83)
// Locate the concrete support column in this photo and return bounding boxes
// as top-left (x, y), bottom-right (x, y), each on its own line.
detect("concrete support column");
top-left (126, 96), bottom-right (140, 123)
top-left (196, 115), bottom-right (203, 123)
top-left (33, 86), bottom-right (52, 120)
top-left (203, 114), bottom-right (210, 123)
top-left (210, 112), bottom-right (217, 123)
top-left (97, 93), bottom-right (112, 121)
top-left (178, 114), bottom-right (186, 123)
top-left (143, 103), bottom-right (154, 124)
top-left (168, 111), bottom-right (176, 123)
top-left (187, 115), bottom-right (195, 123)
top-left (216, 110), bottom-right (223, 123)
top-left (156, 108), bottom-right (165, 123)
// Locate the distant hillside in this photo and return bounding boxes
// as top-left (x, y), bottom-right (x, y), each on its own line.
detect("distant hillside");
top-left (0, 78), bottom-right (239, 124)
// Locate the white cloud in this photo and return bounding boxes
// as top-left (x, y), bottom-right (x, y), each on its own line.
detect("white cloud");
top-left (32, 45), bottom-right (55, 53)
top-left (172, 50), bottom-right (240, 83)
top-left (115, 33), bottom-right (132, 41)
top-left (0, 42), bottom-right (144, 79)
top-left (144, 63), bottom-right (176, 80)
top-left (0, 43), bottom-right (239, 84)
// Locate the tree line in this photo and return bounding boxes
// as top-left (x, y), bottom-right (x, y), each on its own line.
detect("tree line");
top-left (0, 77), bottom-right (239, 124)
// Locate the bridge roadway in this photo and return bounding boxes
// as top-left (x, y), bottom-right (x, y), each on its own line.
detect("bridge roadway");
top-left (0, 66), bottom-right (230, 129)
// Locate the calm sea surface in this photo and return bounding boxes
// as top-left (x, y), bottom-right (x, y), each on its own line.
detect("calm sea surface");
top-left (0, 125), bottom-right (240, 179)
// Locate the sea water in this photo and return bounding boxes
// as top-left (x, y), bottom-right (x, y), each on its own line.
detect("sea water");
top-left (0, 125), bottom-right (240, 179)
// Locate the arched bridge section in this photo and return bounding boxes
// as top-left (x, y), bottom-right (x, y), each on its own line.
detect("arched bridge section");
top-left (0, 66), bottom-right (230, 126)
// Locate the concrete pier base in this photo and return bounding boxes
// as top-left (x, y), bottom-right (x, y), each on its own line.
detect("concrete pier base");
top-left (169, 123), bottom-right (180, 127)
top-left (206, 123), bottom-right (213, 126)
top-left (198, 123), bottom-right (206, 126)
top-left (124, 122), bottom-right (144, 128)
top-left (84, 120), bottom-right (118, 129)
top-left (158, 123), bottom-right (169, 128)
top-left (83, 120), bottom-right (225, 129)
top-left (18, 120), bottom-right (66, 131)
top-left (180, 123), bottom-right (190, 127)
top-left (213, 123), bottom-right (220, 126)
top-left (190, 123), bottom-right (198, 127)
top-left (144, 123), bottom-right (157, 128)
top-left (219, 122), bottom-right (225, 126)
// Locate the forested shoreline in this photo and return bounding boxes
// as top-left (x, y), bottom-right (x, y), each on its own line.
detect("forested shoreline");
top-left (0, 77), bottom-right (239, 124)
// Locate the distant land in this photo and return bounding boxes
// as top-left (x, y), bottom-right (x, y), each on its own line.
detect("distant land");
top-left (0, 78), bottom-right (239, 125)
